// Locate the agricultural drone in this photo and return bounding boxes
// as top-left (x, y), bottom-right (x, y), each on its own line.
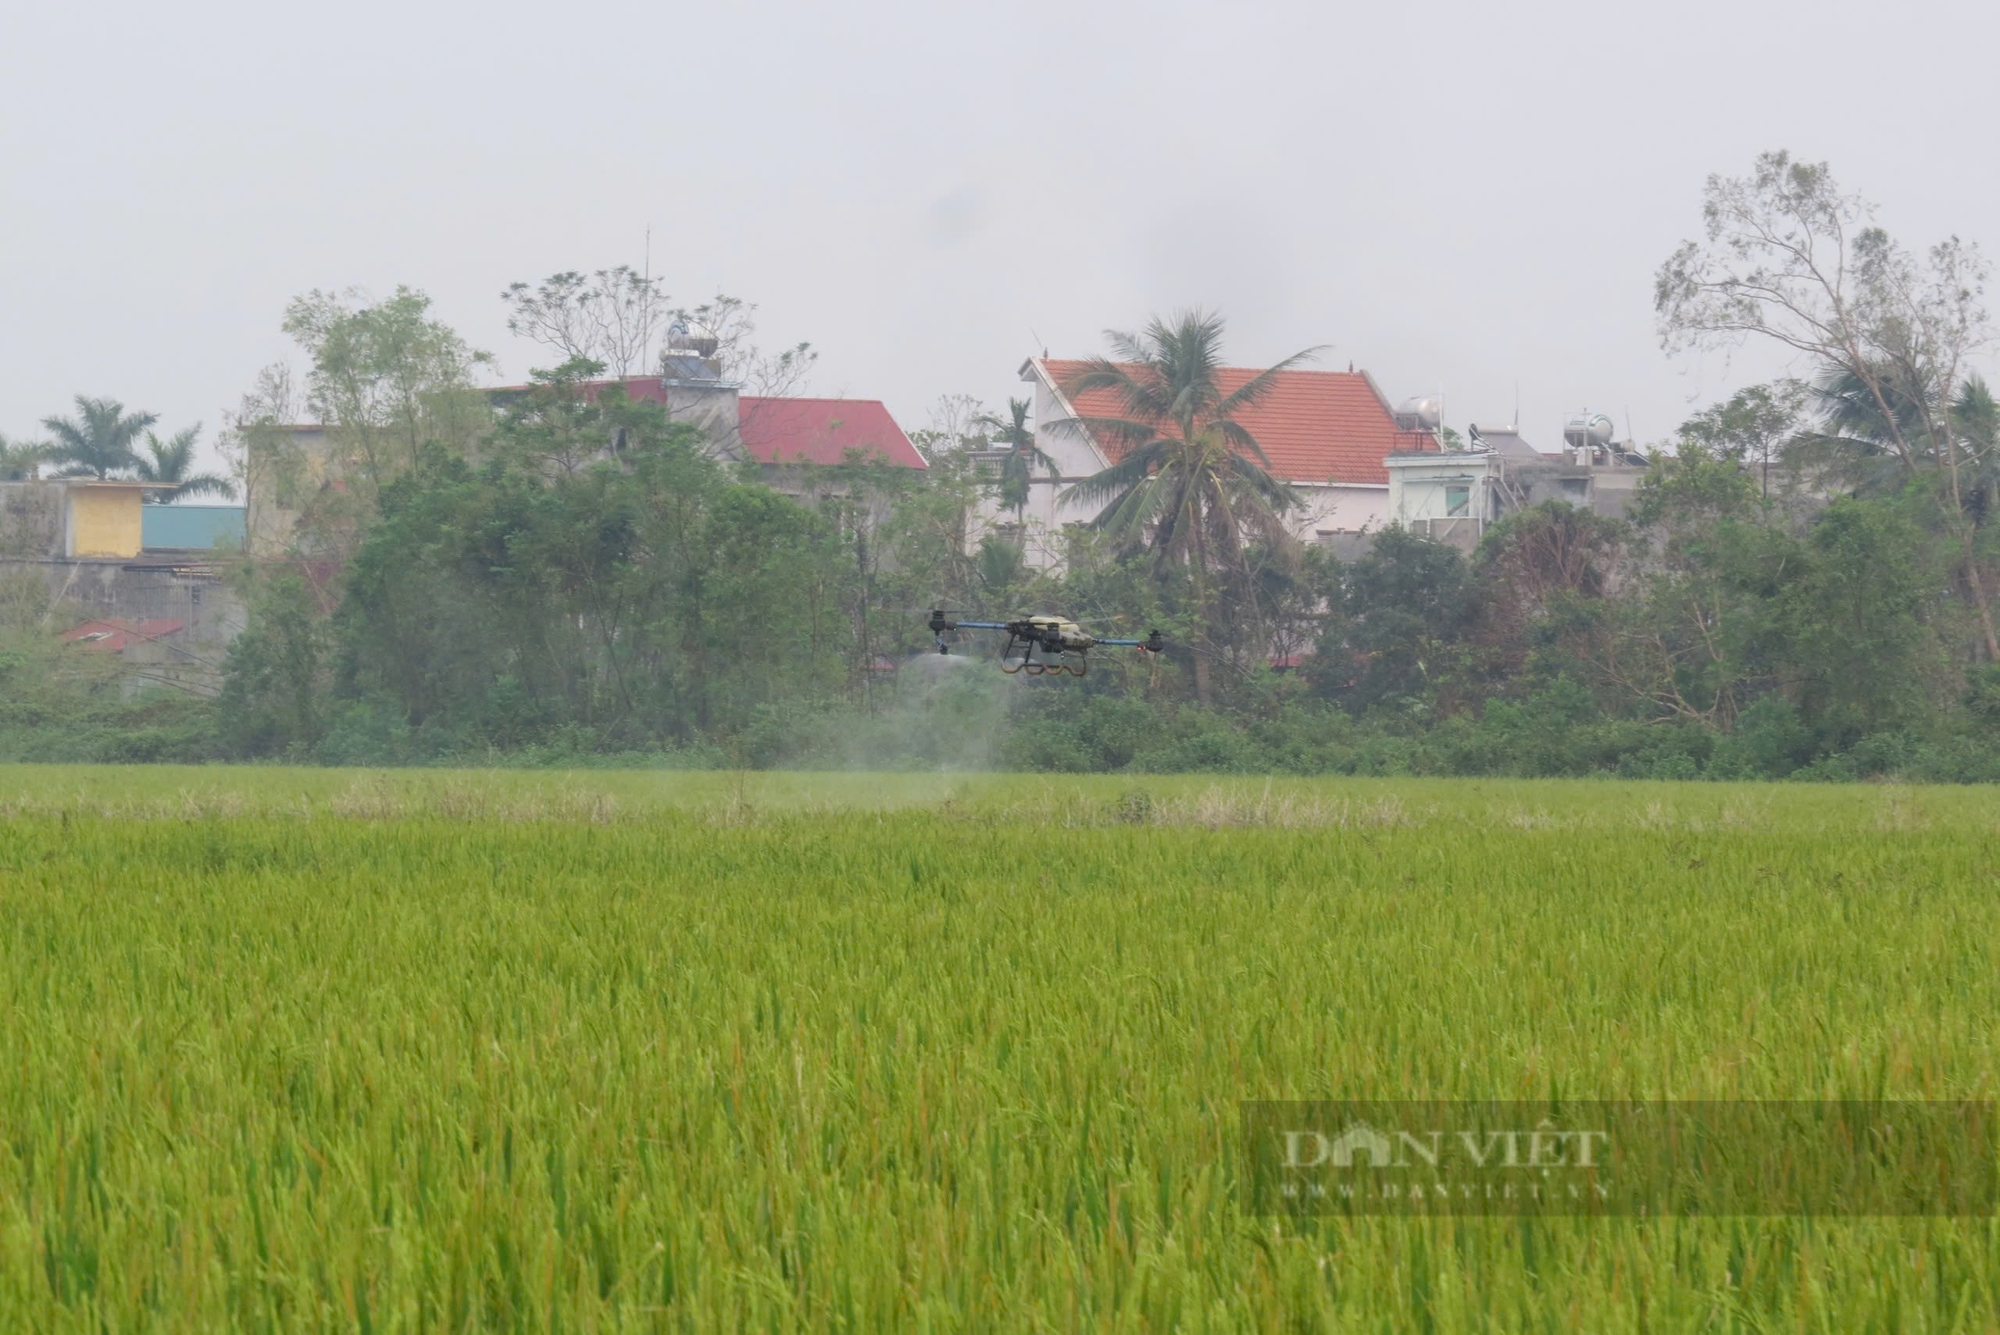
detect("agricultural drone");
top-left (927, 609), bottom-right (1164, 677)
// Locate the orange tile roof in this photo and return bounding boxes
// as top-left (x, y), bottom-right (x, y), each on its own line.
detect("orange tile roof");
top-left (1036, 359), bottom-right (1435, 485)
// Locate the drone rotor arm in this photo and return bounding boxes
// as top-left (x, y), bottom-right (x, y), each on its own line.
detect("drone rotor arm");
top-left (1096, 630), bottom-right (1165, 653)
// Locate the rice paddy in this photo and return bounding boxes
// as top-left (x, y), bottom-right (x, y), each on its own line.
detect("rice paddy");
top-left (2, 766), bottom-right (1997, 1330)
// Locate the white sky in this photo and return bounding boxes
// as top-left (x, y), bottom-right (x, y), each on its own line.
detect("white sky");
top-left (4, 0), bottom-right (1996, 472)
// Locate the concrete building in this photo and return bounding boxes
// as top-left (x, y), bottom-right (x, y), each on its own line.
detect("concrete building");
top-left (1383, 451), bottom-right (1499, 550)
top-left (1384, 417), bottom-right (1652, 552)
top-left (66, 480), bottom-right (150, 557)
top-left (977, 357), bottom-right (1438, 567)
top-left (242, 424), bottom-right (348, 560)
top-left (0, 480), bottom-right (248, 696)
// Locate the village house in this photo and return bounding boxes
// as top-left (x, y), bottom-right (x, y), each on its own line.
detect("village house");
top-left (976, 356), bottom-right (1440, 567)
top-left (599, 380), bottom-right (926, 486)
top-left (1384, 414), bottom-right (1652, 551)
top-left (246, 358), bottom-right (924, 560)
top-left (0, 478), bottom-right (246, 696)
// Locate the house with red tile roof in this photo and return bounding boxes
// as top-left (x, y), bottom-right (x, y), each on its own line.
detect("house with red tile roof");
top-left (988, 357), bottom-right (1438, 566)
top-left (578, 378), bottom-right (925, 471)
top-left (247, 375), bottom-right (924, 558)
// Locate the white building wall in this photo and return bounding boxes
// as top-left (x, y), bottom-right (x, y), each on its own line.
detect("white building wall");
top-left (1383, 452), bottom-right (1500, 552)
top-left (1292, 484), bottom-right (1388, 542)
top-left (973, 361), bottom-right (1404, 570)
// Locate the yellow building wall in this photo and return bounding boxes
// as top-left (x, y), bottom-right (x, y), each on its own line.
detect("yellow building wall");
top-left (68, 487), bottom-right (144, 558)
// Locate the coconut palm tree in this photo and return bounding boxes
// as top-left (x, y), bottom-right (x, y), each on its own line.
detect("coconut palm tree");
top-left (980, 397), bottom-right (1059, 518)
top-left (42, 395), bottom-right (154, 480)
top-left (1795, 367), bottom-right (2000, 659)
top-left (1058, 313), bottom-right (1320, 563)
top-left (1951, 375), bottom-right (2000, 526)
top-left (133, 426), bottom-right (236, 502)
top-left (1796, 367), bottom-right (2000, 509)
top-left (1056, 312), bottom-right (1322, 694)
top-left (0, 433), bottom-right (45, 481)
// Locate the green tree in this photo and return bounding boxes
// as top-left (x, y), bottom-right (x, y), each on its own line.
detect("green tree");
top-left (325, 371), bottom-right (858, 755)
top-left (1789, 367), bottom-right (1927, 498)
top-left (1656, 150), bottom-right (1997, 658)
top-left (1472, 500), bottom-right (1627, 688)
top-left (1584, 444), bottom-right (1776, 727)
top-left (502, 267), bottom-right (667, 378)
top-left (42, 395), bottom-right (154, 479)
top-left (1953, 375), bottom-right (2000, 533)
top-left (1676, 382), bottom-right (1806, 500)
top-left (1058, 311), bottom-right (1322, 699)
top-left (1316, 527), bottom-right (1475, 715)
top-left (133, 426), bottom-right (236, 502)
top-left (981, 397), bottom-right (1058, 518)
top-left (282, 287), bottom-right (492, 501)
top-left (1778, 497), bottom-right (1946, 742)
top-left (218, 571), bottom-right (332, 756)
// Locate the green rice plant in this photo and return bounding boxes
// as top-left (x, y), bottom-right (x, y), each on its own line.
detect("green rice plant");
top-left (0, 770), bottom-right (1996, 1330)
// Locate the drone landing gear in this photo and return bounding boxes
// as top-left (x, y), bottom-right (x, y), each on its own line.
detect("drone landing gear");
top-left (998, 635), bottom-right (1087, 677)
top-left (1004, 658), bottom-right (1086, 677)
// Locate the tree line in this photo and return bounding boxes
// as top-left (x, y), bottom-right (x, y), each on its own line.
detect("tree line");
top-left (5, 150), bottom-right (2000, 780)
top-left (0, 398), bottom-right (233, 500)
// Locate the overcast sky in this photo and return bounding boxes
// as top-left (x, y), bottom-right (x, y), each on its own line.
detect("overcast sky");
top-left (4, 0), bottom-right (1997, 473)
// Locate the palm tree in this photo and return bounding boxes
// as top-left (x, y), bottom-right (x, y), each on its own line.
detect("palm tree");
top-left (1781, 368), bottom-right (1913, 500)
top-left (1057, 311), bottom-right (1322, 696)
top-left (980, 397), bottom-right (1059, 518)
top-left (133, 426), bottom-right (236, 502)
top-left (1951, 375), bottom-right (2000, 528)
top-left (42, 395), bottom-right (155, 480)
top-left (1797, 367), bottom-right (2000, 659)
top-left (1798, 367), bottom-right (2000, 511)
top-left (0, 433), bottom-right (45, 481)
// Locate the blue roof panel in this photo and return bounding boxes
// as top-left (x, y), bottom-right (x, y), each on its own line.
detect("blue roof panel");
top-left (141, 505), bottom-right (245, 551)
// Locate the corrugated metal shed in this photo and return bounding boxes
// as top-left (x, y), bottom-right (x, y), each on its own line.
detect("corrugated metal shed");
top-left (142, 505), bottom-right (245, 551)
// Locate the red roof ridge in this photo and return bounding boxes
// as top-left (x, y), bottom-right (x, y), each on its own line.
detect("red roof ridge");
top-left (740, 394), bottom-right (894, 407)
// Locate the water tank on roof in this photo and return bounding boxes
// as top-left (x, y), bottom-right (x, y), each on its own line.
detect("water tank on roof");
top-left (1395, 396), bottom-right (1442, 432)
top-left (666, 318), bottom-right (720, 358)
top-left (1563, 413), bottom-right (1615, 450)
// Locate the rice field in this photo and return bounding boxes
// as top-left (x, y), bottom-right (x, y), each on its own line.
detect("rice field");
top-left (2, 766), bottom-right (1998, 1331)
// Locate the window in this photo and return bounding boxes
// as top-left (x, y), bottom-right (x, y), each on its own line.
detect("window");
top-left (1445, 484), bottom-right (1470, 518)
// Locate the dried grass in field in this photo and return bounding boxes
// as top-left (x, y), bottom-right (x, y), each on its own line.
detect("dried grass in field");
top-left (327, 777), bottom-right (622, 824)
top-left (1873, 794), bottom-right (1934, 832)
top-left (984, 784), bottom-right (1425, 829)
